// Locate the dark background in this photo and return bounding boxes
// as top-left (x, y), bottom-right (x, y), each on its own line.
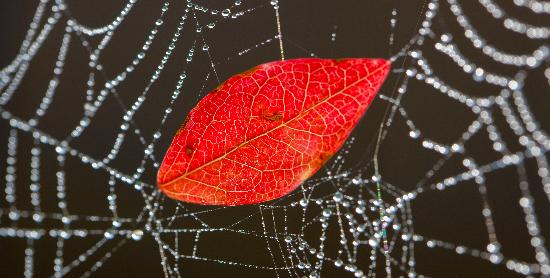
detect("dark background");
top-left (0, 0), bottom-right (549, 277)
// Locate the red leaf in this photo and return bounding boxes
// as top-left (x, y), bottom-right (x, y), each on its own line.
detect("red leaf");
top-left (157, 58), bottom-right (390, 205)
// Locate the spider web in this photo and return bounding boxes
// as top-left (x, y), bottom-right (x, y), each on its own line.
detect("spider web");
top-left (0, 0), bottom-right (549, 277)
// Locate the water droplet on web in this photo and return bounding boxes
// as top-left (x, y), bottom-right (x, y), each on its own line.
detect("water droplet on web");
top-left (155, 19), bottom-right (163, 26)
top-left (486, 242), bottom-right (501, 253)
top-left (202, 44), bottom-right (209, 51)
top-left (334, 259), bottom-right (343, 267)
top-left (61, 216), bottom-right (71, 224)
top-left (32, 213), bottom-right (44, 223)
top-left (299, 198), bottom-right (308, 207)
top-left (489, 253), bottom-right (503, 264)
top-left (368, 238), bottom-right (378, 247)
top-left (8, 210), bottom-right (20, 220)
top-left (409, 130), bottom-right (420, 138)
top-left (104, 230), bottom-right (115, 239)
top-left (347, 264), bottom-right (358, 272)
top-left (60, 231), bottom-right (70, 239)
top-left (221, 9), bottom-right (231, 17)
top-left (207, 23), bottom-right (215, 29)
top-left (333, 191), bottom-right (343, 202)
top-left (473, 68), bottom-right (485, 82)
top-left (131, 229), bottom-right (144, 241)
top-left (508, 80), bottom-right (519, 90)
top-left (393, 224), bottom-right (401, 231)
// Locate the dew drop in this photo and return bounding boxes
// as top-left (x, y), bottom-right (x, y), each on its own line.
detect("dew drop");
top-left (8, 210), bottom-right (20, 221)
top-left (334, 259), bottom-right (343, 267)
top-left (409, 130), bottom-right (420, 138)
top-left (61, 216), bottom-right (71, 224)
top-left (368, 238), bottom-right (378, 247)
top-left (333, 191), bottom-right (343, 202)
top-left (131, 229), bottom-right (144, 241)
top-left (32, 213), bottom-right (44, 223)
top-left (104, 230), bottom-right (115, 239)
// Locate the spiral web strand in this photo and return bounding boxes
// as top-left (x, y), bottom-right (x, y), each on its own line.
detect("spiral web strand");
top-left (0, 0), bottom-right (549, 277)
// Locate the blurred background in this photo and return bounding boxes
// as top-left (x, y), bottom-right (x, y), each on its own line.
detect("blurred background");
top-left (0, 0), bottom-right (549, 277)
